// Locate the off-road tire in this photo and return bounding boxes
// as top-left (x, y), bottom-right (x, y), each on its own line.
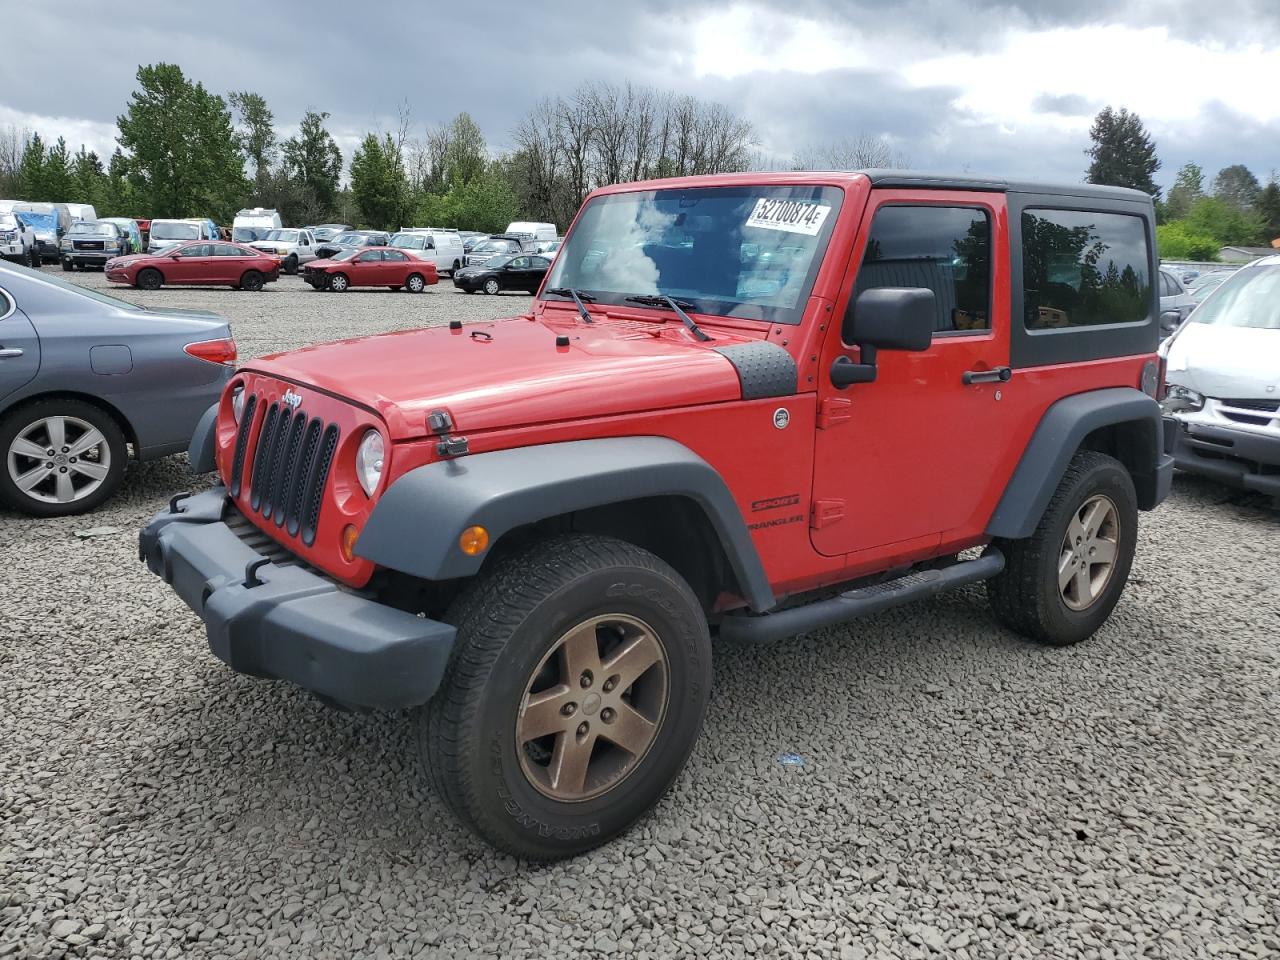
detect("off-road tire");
top-left (136, 268), bottom-right (162, 290)
top-left (987, 450), bottom-right (1138, 646)
top-left (421, 533), bottom-right (712, 860)
top-left (0, 399), bottom-right (127, 517)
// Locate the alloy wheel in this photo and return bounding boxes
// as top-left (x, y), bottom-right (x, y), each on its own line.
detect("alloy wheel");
top-left (516, 614), bottom-right (669, 802)
top-left (6, 416), bottom-right (112, 505)
top-left (1058, 494), bottom-right (1120, 611)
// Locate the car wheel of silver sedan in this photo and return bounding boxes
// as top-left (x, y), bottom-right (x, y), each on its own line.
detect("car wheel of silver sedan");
top-left (0, 401), bottom-right (127, 517)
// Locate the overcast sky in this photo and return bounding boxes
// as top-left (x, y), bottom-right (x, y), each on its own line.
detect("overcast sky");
top-left (2, 0), bottom-right (1277, 191)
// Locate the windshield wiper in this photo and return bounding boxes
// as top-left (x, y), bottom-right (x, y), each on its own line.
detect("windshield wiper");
top-left (624, 295), bottom-right (712, 342)
top-left (544, 287), bottom-right (596, 324)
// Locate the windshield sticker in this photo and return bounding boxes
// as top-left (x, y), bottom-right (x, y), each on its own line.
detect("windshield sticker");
top-left (745, 199), bottom-right (831, 236)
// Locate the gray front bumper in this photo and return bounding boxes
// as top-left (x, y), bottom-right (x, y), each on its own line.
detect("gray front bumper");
top-left (1165, 417), bottom-right (1280, 496)
top-left (139, 488), bottom-right (456, 709)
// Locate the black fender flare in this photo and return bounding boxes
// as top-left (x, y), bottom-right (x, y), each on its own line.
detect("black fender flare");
top-left (987, 387), bottom-right (1172, 540)
top-left (356, 436), bottom-right (776, 612)
top-left (188, 403), bottom-right (218, 474)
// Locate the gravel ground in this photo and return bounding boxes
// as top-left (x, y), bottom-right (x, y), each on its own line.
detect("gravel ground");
top-left (2, 270), bottom-right (1278, 960)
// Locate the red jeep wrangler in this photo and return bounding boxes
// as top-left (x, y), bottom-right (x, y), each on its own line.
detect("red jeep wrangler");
top-left (142, 171), bottom-right (1172, 859)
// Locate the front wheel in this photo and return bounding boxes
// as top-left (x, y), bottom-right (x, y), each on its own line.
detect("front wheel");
top-left (136, 268), bottom-right (162, 290)
top-left (421, 534), bottom-right (711, 860)
top-left (283, 254), bottom-right (298, 275)
top-left (328, 272), bottom-right (349, 292)
top-left (987, 450), bottom-right (1138, 646)
top-left (483, 278), bottom-right (500, 295)
top-left (61, 261), bottom-right (73, 272)
top-left (28, 247), bottom-right (40, 269)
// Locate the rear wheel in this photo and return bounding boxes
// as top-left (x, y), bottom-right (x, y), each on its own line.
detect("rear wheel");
top-left (28, 247), bottom-right (40, 269)
top-left (483, 278), bottom-right (500, 295)
top-left (0, 400), bottom-right (127, 517)
top-left (451, 259), bottom-right (461, 275)
top-left (406, 273), bottom-right (426, 293)
top-left (136, 268), bottom-right (162, 290)
top-left (422, 534), bottom-right (711, 860)
top-left (987, 450), bottom-right (1138, 646)
top-left (239, 270), bottom-right (265, 291)
top-left (328, 272), bottom-right (349, 292)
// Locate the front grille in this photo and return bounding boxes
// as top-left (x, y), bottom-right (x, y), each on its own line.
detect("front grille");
top-left (229, 394), bottom-right (258, 496)
top-left (73, 241), bottom-right (104, 250)
top-left (1221, 398), bottom-right (1279, 413)
top-left (241, 399), bottom-right (338, 546)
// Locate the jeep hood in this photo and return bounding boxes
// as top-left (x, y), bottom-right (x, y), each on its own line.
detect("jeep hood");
top-left (1165, 321), bottom-right (1280, 399)
top-left (245, 314), bottom-right (756, 439)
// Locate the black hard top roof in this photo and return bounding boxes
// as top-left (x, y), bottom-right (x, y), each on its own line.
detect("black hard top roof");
top-left (859, 169), bottom-right (1153, 202)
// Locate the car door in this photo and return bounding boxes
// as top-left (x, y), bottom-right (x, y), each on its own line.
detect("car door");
top-left (502, 256), bottom-right (530, 291)
top-left (217, 243), bottom-right (256, 283)
top-left (526, 255), bottom-right (551, 293)
top-left (383, 249), bottom-right (411, 284)
top-left (297, 231), bottom-right (315, 264)
top-left (352, 250), bottom-right (382, 286)
top-left (166, 243), bottom-right (212, 283)
top-left (0, 284), bottom-right (40, 405)
top-left (811, 191), bottom-right (1025, 559)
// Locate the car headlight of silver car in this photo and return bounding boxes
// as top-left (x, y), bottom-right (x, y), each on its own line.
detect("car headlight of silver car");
top-left (231, 385), bottom-right (246, 423)
top-left (356, 429), bottom-right (385, 497)
top-left (1161, 384), bottom-right (1204, 414)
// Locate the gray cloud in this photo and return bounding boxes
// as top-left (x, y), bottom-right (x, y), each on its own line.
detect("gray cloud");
top-left (0, 0), bottom-right (1276, 196)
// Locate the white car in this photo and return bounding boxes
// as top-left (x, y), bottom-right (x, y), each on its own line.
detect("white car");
top-left (390, 230), bottom-right (465, 276)
top-left (0, 213), bottom-right (38, 266)
top-left (1162, 254), bottom-right (1280, 498)
top-left (248, 228), bottom-right (317, 275)
top-left (505, 221), bottom-right (557, 243)
top-left (232, 207), bottom-right (282, 244)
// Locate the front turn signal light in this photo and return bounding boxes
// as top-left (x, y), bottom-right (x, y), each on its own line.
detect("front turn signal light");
top-left (340, 524), bottom-right (360, 562)
top-left (459, 526), bottom-right (489, 556)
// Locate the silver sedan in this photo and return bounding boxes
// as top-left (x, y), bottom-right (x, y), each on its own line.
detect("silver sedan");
top-left (0, 261), bottom-right (234, 516)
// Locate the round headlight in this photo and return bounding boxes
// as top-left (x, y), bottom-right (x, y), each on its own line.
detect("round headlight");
top-left (356, 429), bottom-right (384, 497)
top-left (230, 385), bottom-right (246, 423)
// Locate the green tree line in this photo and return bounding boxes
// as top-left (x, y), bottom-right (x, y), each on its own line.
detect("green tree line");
top-left (1084, 105), bottom-right (1280, 261)
top-left (0, 66), bottom-right (755, 234)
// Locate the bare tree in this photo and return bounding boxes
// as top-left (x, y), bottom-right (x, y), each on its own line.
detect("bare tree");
top-left (0, 124), bottom-right (32, 196)
top-left (793, 134), bottom-right (909, 171)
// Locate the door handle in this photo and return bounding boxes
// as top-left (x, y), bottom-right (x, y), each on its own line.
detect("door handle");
top-left (962, 366), bottom-right (1011, 385)
top-left (0, 347), bottom-right (24, 358)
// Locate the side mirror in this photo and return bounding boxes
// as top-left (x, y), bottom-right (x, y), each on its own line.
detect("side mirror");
top-left (831, 288), bottom-right (936, 387)
top-left (1159, 310), bottom-right (1182, 337)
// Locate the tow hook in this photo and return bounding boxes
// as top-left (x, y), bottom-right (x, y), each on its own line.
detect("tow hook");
top-left (244, 557), bottom-right (271, 588)
top-left (169, 491), bottom-right (192, 514)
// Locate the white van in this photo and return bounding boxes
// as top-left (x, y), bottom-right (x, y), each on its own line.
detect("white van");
top-left (65, 202), bottom-right (98, 222)
top-left (504, 221), bottom-right (557, 243)
top-left (391, 228), bottom-right (466, 275)
top-left (148, 218), bottom-right (217, 253)
top-left (232, 207), bottom-right (282, 244)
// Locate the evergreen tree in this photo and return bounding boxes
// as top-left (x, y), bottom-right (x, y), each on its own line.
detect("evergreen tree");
top-left (229, 90), bottom-right (276, 189)
top-left (1257, 174), bottom-right (1280, 241)
top-left (350, 133), bottom-right (406, 230)
top-left (100, 149), bottom-right (138, 218)
top-left (1085, 106), bottom-right (1161, 198)
top-left (281, 111), bottom-right (343, 214)
top-left (1165, 162), bottom-right (1204, 221)
top-left (17, 133), bottom-right (47, 198)
top-left (116, 63), bottom-right (248, 220)
top-left (1211, 164), bottom-right (1261, 210)
top-left (70, 146), bottom-right (106, 206)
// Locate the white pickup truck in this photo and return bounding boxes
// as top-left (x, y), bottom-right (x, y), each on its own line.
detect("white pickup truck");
top-left (248, 228), bottom-right (318, 275)
top-left (0, 213), bottom-right (38, 266)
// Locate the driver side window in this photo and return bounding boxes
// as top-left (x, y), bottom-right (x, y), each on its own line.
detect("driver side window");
top-left (856, 205), bottom-right (992, 333)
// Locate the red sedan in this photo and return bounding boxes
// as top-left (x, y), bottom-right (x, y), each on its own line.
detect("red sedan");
top-left (105, 241), bottom-right (281, 291)
top-left (302, 247), bottom-right (439, 292)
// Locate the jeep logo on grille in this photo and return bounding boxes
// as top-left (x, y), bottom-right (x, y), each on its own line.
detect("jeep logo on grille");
top-left (282, 390), bottom-right (302, 409)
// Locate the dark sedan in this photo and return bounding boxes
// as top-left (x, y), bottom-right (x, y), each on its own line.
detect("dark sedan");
top-left (313, 231), bottom-right (390, 260)
top-left (452, 253), bottom-right (552, 295)
top-left (0, 260), bottom-right (235, 516)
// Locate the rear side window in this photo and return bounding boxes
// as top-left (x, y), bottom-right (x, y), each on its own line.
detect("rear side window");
top-left (1022, 209), bottom-right (1150, 329)
top-left (856, 205), bottom-right (991, 333)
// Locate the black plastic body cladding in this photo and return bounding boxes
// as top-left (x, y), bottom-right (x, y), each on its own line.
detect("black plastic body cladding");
top-left (356, 437), bottom-right (776, 612)
top-left (187, 403), bottom-right (218, 474)
top-left (711, 341), bottom-right (798, 400)
top-left (987, 388), bottom-right (1172, 540)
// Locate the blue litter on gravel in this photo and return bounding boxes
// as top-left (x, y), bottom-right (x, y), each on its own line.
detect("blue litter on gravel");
top-left (777, 753), bottom-right (805, 766)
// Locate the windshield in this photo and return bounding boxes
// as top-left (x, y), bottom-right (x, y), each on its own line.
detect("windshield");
top-left (473, 239), bottom-right (516, 255)
top-left (69, 222), bottom-right (114, 237)
top-left (264, 229), bottom-right (298, 242)
top-left (1191, 264), bottom-right (1280, 329)
top-left (0, 215), bottom-right (17, 230)
top-left (391, 234), bottom-right (424, 249)
top-left (152, 221), bottom-right (200, 240)
top-left (543, 184), bottom-right (843, 324)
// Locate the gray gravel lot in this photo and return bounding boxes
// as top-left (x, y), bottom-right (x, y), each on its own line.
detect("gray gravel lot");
top-left (2, 270), bottom-right (1278, 959)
